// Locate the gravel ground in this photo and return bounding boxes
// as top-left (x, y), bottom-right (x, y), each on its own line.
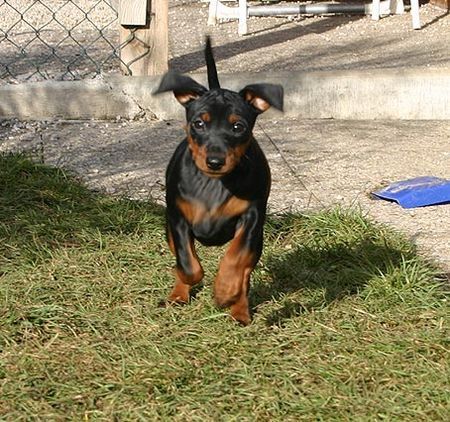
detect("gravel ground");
top-left (169, 1), bottom-right (450, 74)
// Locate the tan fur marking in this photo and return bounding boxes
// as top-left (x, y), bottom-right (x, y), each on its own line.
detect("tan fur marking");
top-left (175, 92), bottom-right (199, 105)
top-left (188, 124), bottom-right (253, 177)
top-left (168, 278), bottom-right (190, 304)
top-left (168, 237), bottom-right (204, 303)
top-left (178, 236), bottom-right (203, 286)
top-left (176, 198), bottom-right (207, 225)
top-left (218, 196), bottom-right (250, 218)
top-left (187, 134), bottom-right (211, 175)
top-left (200, 112), bottom-right (211, 122)
top-left (245, 91), bottom-right (270, 113)
top-left (177, 197), bottom-right (249, 223)
top-left (227, 114), bottom-right (241, 124)
top-left (230, 138), bottom-right (251, 160)
top-left (167, 228), bottom-right (176, 255)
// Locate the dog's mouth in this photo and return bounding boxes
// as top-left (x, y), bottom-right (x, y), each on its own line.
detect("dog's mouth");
top-left (201, 168), bottom-right (231, 178)
top-left (188, 140), bottom-right (246, 178)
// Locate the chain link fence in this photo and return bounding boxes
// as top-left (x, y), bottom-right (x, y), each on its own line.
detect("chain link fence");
top-left (0, 0), bottom-right (134, 84)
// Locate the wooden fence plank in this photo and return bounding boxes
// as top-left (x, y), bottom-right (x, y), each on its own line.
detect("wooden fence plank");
top-left (120, 0), bottom-right (147, 26)
top-left (119, 0), bottom-right (168, 76)
top-left (430, 0), bottom-right (450, 10)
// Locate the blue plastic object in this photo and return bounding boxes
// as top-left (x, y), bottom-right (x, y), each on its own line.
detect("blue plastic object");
top-left (373, 176), bottom-right (450, 208)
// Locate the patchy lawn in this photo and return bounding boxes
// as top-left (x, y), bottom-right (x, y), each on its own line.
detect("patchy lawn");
top-left (0, 153), bottom-right (448, 419)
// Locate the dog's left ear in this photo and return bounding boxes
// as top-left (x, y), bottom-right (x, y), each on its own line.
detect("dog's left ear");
top-left (240, 83), bottom-right (284, 114)
top-left (153, 71), bottom-right (208, 107)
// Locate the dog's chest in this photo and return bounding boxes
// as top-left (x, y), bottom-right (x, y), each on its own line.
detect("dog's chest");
top-left (190, 214), bottom-right (238, 246)
top-left (177, 178), bottom-right (250, 245)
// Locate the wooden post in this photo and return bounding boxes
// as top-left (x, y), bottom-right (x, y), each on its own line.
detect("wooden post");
top-left (430, 0), bottom-right (450, 10)
top-left (118, 0), bottom-right (168, 76)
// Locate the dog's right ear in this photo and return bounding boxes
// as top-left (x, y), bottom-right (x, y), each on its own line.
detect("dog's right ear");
top-left (153, 72), bottom-right (208, 107)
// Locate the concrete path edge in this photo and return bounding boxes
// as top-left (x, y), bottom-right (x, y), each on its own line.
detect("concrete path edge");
top-left (0, 67), bottom-right (449, 120)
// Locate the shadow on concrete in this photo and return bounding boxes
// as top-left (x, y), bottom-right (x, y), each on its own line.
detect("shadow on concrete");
top-left (0, 119), bottom-right (181, 202)
top-left (256, 36), bottom-right (450, 73)
top-left (170, 15), bottom-right (362, 73)
top-left (421, 9), bottom-right (449, 29)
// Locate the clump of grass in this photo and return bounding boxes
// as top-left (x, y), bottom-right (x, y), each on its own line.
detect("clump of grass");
top-left (0, 153), bottom-right (448, 420)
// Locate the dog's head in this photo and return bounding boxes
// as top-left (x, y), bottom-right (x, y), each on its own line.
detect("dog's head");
top-left (154, 38), bottom-right (283, 178)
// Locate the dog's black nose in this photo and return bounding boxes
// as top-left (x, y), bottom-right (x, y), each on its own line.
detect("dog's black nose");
top-left (206, 156), bottom-right (225, 171)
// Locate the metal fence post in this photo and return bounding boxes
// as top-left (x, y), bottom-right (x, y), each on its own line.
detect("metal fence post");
top-left (119, 0), bottom-right (168, 76)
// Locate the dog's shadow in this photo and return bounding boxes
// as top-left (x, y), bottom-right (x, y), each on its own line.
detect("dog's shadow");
top-left (250, 216), bottom-right (414, 326)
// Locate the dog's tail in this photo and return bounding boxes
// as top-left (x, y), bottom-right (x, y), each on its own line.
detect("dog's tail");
top-left (205, 36), bottom-right (220, 90)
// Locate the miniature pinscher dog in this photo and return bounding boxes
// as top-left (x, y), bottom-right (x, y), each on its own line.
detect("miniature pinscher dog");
top-left (154, 37), bottom-right (283, 325)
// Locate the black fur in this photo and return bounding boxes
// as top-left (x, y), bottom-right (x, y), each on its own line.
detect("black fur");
top-left (153, 37), bottom-right (284, 325)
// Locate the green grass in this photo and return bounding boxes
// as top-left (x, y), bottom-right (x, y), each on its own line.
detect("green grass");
top-left (0, 153), bottom-right (448, 420)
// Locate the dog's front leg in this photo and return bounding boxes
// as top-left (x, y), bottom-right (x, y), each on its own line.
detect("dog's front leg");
top-left (214, 210), bottom-right (264, 325)
top-left (166, 216), bottom-right (204, 304)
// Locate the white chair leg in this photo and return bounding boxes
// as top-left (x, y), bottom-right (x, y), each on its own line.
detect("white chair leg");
top-left (372, 0), bottom-right (381, 20)
top-left (410, 0), bottom-right (421, 29)
top-left (238, 0), bottom-right (247, 36)
top-left (208, 0), bottom-right (218, 26)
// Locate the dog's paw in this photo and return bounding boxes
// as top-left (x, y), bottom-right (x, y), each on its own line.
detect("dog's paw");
top-left (230, 304), bottom-right (251, 326)
top-left (167, 283), bottom-right (190, 305)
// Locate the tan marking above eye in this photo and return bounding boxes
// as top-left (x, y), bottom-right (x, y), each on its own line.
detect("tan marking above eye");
top-left (228, 114), bottom-right (242, 124)
top-left (200, 112), bottom-right (211, 122)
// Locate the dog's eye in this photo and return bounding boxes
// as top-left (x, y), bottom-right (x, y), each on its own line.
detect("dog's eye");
top-left (192, 119), bottom-right (205, 130)
top-left (232, 122), bottom-right (246, 133)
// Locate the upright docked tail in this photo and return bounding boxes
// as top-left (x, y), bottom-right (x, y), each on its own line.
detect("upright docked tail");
top-left (154, 35), bottom-right (283, 114)
top-left (205, 36), bottom-right (220, 90)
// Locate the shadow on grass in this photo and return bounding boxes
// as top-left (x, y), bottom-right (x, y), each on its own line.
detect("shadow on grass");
top-left (0, 153), bottom-right (165, 265)
top-left (251, 211), bottom-right (426, 326)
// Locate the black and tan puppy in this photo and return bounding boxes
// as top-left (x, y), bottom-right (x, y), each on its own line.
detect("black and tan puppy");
top-left (154, 37), bottom-right (283, 325)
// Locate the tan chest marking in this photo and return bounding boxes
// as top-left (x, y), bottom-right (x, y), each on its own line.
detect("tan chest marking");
top-left (176, 196), bottom-right (250, 225)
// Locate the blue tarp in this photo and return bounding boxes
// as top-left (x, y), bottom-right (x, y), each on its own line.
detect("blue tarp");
top-left (373, 176), bottom-right (450, 209)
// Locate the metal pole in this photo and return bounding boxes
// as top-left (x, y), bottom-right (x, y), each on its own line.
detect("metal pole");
top-left (248, 3), bottom-right (368, 16)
